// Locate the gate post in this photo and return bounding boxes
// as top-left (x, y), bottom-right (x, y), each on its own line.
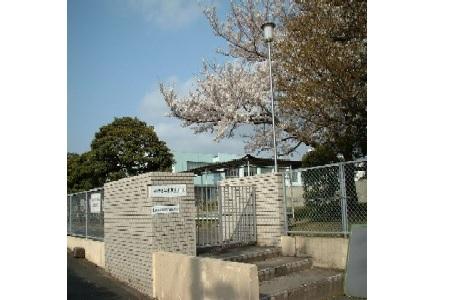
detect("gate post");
top-left (219, 173), bottom-right (286, 247)
top-left (104, 172), bottom-right (196, 297)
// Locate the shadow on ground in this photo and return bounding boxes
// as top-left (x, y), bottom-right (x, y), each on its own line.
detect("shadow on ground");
top-left (67, 250), bottom-right (151, 300)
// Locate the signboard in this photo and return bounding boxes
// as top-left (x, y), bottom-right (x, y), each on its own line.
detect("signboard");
top-left (90, 193), bottom-right (101, 213)
top-left (151, 205), bottom-right (180, 215)
top-left (148, 184), bottom-right (187, 198)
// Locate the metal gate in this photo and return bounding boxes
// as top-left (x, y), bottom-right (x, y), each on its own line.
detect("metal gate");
top-left (195, 185), bottom-right (256, 248)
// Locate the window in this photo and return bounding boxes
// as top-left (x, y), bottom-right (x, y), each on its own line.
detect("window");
top-left (225, 168), bottom-right (239, 178)
top-left (260, 167), bottom-right (273, 174)
top-left (289, 171), bottom-right (298, 183)
top-left (244, 167), bottom-right (257, 177)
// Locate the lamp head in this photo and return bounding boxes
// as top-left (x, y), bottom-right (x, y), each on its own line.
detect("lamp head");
top-left (337, 153), bottom-right (345, 161)
top-left (261, 22), bottom-right (276, 42)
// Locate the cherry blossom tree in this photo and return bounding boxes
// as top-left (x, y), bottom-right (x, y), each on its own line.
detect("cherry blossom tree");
top-left (278, 0), bottom-right (367, 159)
top-left (160, 0), bottom-right (367, 159)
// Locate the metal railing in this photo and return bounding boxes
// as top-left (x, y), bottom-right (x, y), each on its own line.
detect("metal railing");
top-left (67, 187), bottom-right (104, 241)
top-left (195, 185), bottom-right (256, 248)
top-left (195, 186), bottom-right (220, 248)
top-left (284, 159), bottom-right (367, 235)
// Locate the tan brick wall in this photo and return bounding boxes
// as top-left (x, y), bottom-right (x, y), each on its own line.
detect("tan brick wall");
top-left (104, 172), bottom-right (196, 297)
top-left (67, 236), bottom-right (105, 268)
top-left (153, 252), bottom-right (259, 300)
top-left (220, 173), bottom-right (286, 247)
top-left (281, 236), bottom-right (349, 269)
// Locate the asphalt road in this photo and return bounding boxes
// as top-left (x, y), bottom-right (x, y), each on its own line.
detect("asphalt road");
top-left (67, 251), bottom-right (151, 300)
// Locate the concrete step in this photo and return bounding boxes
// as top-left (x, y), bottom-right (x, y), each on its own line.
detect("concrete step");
top-left (256, 255), bottom-right (313, 282)
top-left (199, 246), bottom-right (281, 263)
top-left (224, 248), bottom-right (281, 263)
top-left (259, 268), bottom-right (344, 300)
top-left (223, 247), bottom-right (282, 263)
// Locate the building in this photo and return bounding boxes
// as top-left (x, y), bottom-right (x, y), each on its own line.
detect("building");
top-left (173, 152), bottom-right (302, 186)
top-left (172, 152), bottom-right (241, 185)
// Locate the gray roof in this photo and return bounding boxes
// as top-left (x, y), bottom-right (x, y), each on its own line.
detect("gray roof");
top-left (183, 154), bottom-right (301, 175)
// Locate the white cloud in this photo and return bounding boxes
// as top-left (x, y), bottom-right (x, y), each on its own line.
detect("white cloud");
top-left (154, 121), bottom-right (247, 154)
top-left (139, 76), bottom-right (194, 118)
top-left (127, 0), bottom-right (203, 29)
top-left (138, 76), bottom-right (247, 155)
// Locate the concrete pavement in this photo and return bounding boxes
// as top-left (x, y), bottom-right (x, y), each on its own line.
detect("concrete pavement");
top-left (67, 250), bottom-right (151, 300)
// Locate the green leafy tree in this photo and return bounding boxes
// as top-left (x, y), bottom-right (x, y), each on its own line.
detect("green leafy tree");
top-left (67, 151), bottom-right (106, 193)
top-left (67, 152), bottom-right (82, 193)
top-left (68, 117), bottom-right (174, 192)
top-left (299, 145), bottom-right (365, 225)
top-left (90, 117), bottom-right (174, 182)
top-left (301, 164), bottom-right (341, 223)
top-left (301, 145), bottom-right (339, 168)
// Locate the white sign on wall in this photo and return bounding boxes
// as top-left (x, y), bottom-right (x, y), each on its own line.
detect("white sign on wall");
top-left (151, 205), bottom-right (180, 215)
top-left (148, 184), bottom-right (187, 198)
top-left (90, 193), bottom-right (101, 213)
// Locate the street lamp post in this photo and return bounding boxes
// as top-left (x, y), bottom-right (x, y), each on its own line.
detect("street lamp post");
top-left (261, 22), bottom-right (278, 172)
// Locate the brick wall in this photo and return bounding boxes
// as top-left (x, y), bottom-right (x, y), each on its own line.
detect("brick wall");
top-left (103, 172), bottom-right (196, 297)
top-left (220, 173), bottom-right (286, 247)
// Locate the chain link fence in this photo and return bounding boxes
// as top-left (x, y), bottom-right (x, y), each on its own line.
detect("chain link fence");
top-left (67, 187), bottom-right (104, 241)
top-left (284, 159), bottom-right (367, 235)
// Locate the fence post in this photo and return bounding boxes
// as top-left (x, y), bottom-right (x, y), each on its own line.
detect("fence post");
top-left (282, 172), bottom-right (288, 235)
top-left (218, 186), bottom-right (223, 247)
top-left (85, 191), bottom-right (88, 239)
top-left (69, 195), bottom-right (72, 235)
top-left (223, 186), bottom-right (227, 246)
top-left (338, 163), bottom-right (349, 234)
top-left (252, 186), bottom-right (256, 242)
top-left (289, 166), bottom-right (295, 221)
top-left (101, 190), bottom-right (104, 240)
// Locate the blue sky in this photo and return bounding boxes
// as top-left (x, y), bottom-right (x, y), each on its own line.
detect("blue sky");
top-left (68, 0), bottom-right (251, 155)
top-left (68, 0), bottom-right (308, 159)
